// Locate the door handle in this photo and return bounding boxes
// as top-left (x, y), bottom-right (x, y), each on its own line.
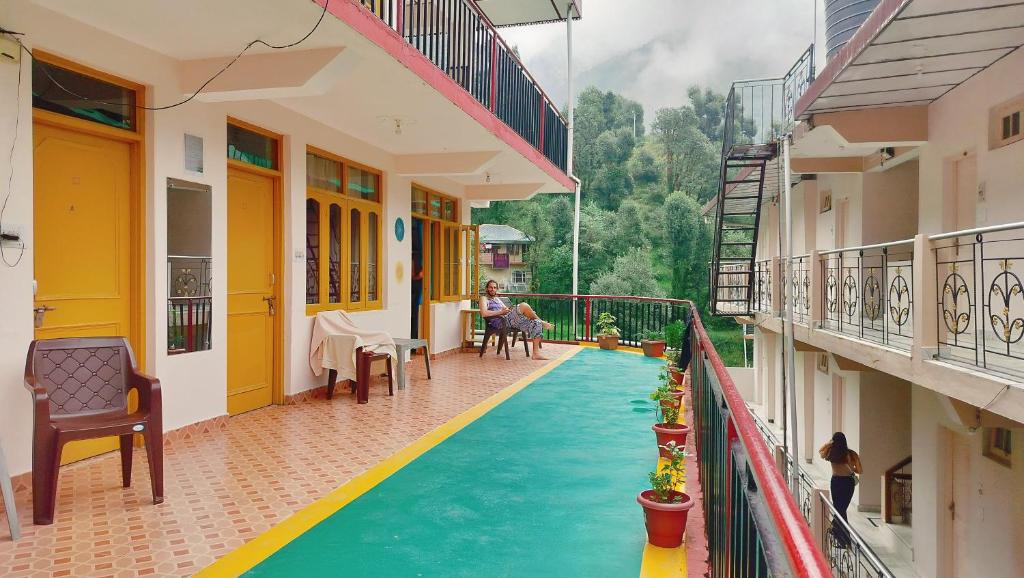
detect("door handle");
top-left (262, 296), bottom-right (276, 316)
top-left (33, 305), bottom-right (56, 328)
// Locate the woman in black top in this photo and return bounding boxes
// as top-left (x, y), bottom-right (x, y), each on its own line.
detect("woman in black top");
top-left (819, 432), bottom-right (862, 546)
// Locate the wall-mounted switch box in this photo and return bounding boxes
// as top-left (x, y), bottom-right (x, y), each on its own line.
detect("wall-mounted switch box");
top-left (0, 36), bottom-right (21, 64)
top-left (1, 224), bottom-right (23, 247)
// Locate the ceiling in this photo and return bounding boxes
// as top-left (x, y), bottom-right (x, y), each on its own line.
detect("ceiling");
top-left (29, 0), bottom-right (570, 195)
top-left (472, 0), bottom-right (580, 27)
top-left (797, 0), bottom-right (1024, 117)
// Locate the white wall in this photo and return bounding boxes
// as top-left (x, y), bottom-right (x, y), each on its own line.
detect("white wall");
top-left (815, 173), bottom-right (862, 251)
top-left (912, 386), bottom-right (1024, 578)
top-left (919, 48), bottom-right (1024, 235)
top-left (856, 372), bottom-right (912, 510)
top-left (0, 2), bottom-right (478, 476)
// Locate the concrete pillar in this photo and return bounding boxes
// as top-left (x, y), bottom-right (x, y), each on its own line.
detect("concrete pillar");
top-left (912, 233), bottom-right (937, 362)
top-left (764, 332), bottom-right (777, 422)
top-left (809, 250), bottom-right (823, 328)
top-left (811, 488), bottom-right (831, 554)
top-left (770, 256), bottom-right (782, 317)
top-left (803, 352), bottom-right (816, 464)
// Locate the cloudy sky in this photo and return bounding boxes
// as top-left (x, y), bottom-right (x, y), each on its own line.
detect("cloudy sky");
top-left (497, 0), bottom-right (825, 118)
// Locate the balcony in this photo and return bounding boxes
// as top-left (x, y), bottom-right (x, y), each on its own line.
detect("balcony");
top-left (358, 0), bottom-right (569, 173)
top-left (1, 294), bottom-right (828, 576)
top-left (751, 222), bottom-right (1024, 420)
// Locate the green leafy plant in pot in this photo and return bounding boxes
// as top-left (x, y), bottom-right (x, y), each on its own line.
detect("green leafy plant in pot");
top-left (595, 312), bottom-right (620, 350)
top-left (637, 441), bottom-right (694, 548)
top-left (651, 382), bottom-right (690, 458)
top-left (640, 329), bottom-right (667, 358)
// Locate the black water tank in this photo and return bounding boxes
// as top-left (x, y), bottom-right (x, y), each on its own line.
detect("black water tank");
top-left (825, 0), bottom-right (880, 61)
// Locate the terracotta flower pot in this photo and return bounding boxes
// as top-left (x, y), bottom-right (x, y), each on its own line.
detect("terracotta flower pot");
top-left (597, 335), bottom-right (619, 350)
top-left (653, 422), bottom-right (691, 458)
top-left (669, 365), bottom-right (684, 386)
top-left (641, 340), bottom-right (666, 358)
top-left (658, 390), bottom-right (684, 412)
top-left (637, 489), bottom-right (694, 548)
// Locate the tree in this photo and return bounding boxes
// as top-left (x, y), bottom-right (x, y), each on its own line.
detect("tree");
top-left (687, 86), bottom-right (726, 142)
top-left (590, 247), bottom-right (665, 297)
top-left (662, 192), bottom-right (712, 304)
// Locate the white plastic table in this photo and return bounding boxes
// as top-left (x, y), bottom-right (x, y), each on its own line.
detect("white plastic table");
top-left (392, 338), bottom-right (431, 390)
top-left (0, 438), bottom-right (20, 540)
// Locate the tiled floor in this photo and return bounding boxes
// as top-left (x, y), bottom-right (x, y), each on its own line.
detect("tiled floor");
top-left (0, 344), bottom-right (576, 578)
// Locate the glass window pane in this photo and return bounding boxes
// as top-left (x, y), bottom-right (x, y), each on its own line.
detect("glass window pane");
top-left (430, 222), bottom-right (440, 301)
top-left (32, 60), bottom-right (136, 131)
top-left (348, 166), bottom-right (379, 202)
top-left (443, 199), bottom-right (456, 222)
top-left (350, 208), bottom-right (362, 303)
top-left (307, 153), bottom-right (341, 192)
top-left (412, 187), bottom-right (428, 215)
top-left (429, 195), bottom-right (442, 219)
top-left (368, 212), bottom-right (379, 301)
top-left (329, 204), bottom-right (342, 303)
top-left (306, 199), bottom-right (320, 305)
top-left (227, 124), bottom-right (277, 169)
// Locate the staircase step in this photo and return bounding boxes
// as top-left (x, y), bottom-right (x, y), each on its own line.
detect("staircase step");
top-left (725, 179), bottom-right (763, 185)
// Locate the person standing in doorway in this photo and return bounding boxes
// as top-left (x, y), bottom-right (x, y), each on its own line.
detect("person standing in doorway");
top-left (411, 258), bottom-right (424, 339)
top-left (819, 432), bottom-right (862, 547)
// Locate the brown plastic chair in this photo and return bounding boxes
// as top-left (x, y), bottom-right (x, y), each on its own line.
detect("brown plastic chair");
top-left (24, 337), bottom-right (163, 525)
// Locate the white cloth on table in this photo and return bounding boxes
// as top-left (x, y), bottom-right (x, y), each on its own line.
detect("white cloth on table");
top-left (309, 310), bottom-right (397, 381)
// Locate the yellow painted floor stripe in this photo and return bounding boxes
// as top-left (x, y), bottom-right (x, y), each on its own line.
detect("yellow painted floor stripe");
top-left (196, 347), bottom-right (581, 578)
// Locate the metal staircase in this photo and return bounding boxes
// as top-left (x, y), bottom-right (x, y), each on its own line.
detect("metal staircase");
top-left (709, 46), bottom-right (815, 316)
top-left (710, 143), bottom-right (780, 315)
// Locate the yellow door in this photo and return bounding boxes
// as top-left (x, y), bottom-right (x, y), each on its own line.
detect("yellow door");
top-left (33, 122), bottom-right (133, 463)
top-left (227, 167), bottom-right (276, 414)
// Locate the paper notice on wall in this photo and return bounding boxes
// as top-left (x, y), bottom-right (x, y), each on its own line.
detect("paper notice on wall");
top-left (185, 133), bottom-right (204, 173)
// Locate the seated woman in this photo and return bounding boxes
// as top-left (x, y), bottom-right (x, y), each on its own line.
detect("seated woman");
top-left (479, 280), bottom-right (553, 360)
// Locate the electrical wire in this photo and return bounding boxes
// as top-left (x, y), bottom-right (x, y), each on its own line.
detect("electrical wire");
top-left (0, 49), bottom-right (25, 267)
top-left (13, 0), bottom-right (329, 111)
top-left (0, 0), bottom-right (330, 268)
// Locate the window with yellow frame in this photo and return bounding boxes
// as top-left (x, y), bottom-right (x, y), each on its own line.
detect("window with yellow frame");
top-left (306, 148), bottom-right (383, 314)
top-left (411, 185), bottom-right (479, 302)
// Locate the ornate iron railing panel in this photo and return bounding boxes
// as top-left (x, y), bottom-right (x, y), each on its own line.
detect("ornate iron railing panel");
top-left (818, 493), bottom-right (896, 578)
top-left (785, 255), bottom-right (811, 325)
top-left (753, 259), bottom-right (773, 314)
top-left (820, 241), bottom-right (914, 351)
top-left (932, 224), bottom-right (1024, 378)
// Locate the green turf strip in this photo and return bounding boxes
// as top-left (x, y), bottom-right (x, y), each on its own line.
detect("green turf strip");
top-left (245, 348), bottom-right (662, 577)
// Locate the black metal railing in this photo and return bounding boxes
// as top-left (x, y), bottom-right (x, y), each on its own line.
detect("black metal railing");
top-left (359, 0), bottom-right (569, 173)
top-left (753, 258), bottom-right (773, 314)
top-left (784, 255), bottom-right (811, 325)
top-left (932, 222), bottom-right (1024, 378)
top-left (168, 296), bottom-right (212, 354)
top-left (168, 256), bottom-right (213, 354)
top-left (820, 240), bottom-right (915, 351)
top-left (818, 493), bottom-right (896, 578)
top-left (690, 307), bottom-right (831, 577)
top-left (493, 294), bottom-right (690, 346)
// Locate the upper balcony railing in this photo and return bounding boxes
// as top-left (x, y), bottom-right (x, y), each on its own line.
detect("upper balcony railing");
top-left (820, 240), bottom-right (915, 351)
top-left (749, 221), bottom-right (1024, 382)
top-left (932, 221), bottom-right (1024, 378)
top-left (722, 43), bottom-right (815, 157)
top-left (359, 0), bottom-right (569, 173)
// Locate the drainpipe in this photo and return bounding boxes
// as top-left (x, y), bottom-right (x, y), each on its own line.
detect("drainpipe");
top-left (567, 0), bottom-right (580, 339)
top-left (782, 136), bottom-right (800, 501)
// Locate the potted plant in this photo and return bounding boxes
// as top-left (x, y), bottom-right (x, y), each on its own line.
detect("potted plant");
top-left (595, 312), bottom-right (620, 350)
top-left (651, 383), bottom-right (690, 458)
top-left (640, 329), bottom-right (667, 358)
top-left (667, 359), bottom-right (685, 387)
top-left (637, 441), bottom-right (694, 548)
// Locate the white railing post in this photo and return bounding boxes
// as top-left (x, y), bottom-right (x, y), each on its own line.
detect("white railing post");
top-left (810, 250), bottom-right (822, 327)
top-left (912, 233), bottom-right (937, 363)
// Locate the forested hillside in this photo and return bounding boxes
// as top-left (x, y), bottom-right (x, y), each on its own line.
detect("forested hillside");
top-left (472, 85), bottom-right (748, 364)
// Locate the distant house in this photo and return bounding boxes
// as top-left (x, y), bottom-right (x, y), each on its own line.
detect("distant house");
top-left (479, 224), bottom-right (534, 293)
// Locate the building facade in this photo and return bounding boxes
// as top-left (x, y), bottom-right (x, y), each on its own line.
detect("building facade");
top-left (478, 223), bottom-right (533, 292)
top-left (707, 2), bottom-right (1024, 576)
top-left (0, 0), bottom-right (574, 480)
